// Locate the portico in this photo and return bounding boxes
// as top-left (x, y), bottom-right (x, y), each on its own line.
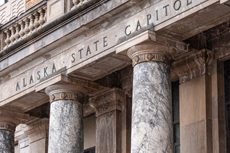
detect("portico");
top-left (0, 0), bottom-right (230, 153)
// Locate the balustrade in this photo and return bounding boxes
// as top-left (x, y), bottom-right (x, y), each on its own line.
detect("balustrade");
top-left (0, 0), bottom-right (98, 51)
top-left (2, 5), bottom-right (47, 49)
top-left (72, 0), bottom-right (89, 9)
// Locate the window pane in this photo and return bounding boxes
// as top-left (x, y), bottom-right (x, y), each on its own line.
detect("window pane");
top-left (174, 123), bottom-right (180, 143)
top-left (172, 81), bottom-right (180, 153)
top-left (172, 81), bottom-right (179, 122)
top-left (175, 145), bottom-right (180, 153)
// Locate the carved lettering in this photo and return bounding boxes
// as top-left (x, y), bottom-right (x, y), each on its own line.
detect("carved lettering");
top-left (174, 0), bottom-right (182, 11)
top-left (29, 75), bottom-right (34, 84)
top-left (71, 53), bottom-right (76, 63)
top-left (78, 48), bottom-right (83, 59)
top-left (43, 67), bottom-right (48, 77)
top-left (15, 64), bottom-right (59, 92)
top-left (103, 36), bottom-right (108, 47)
top-left (163, 4), bottom-right (170, 16)
top-left (52, 63), bottom-right (57, 73)
top-left (147, 14), bottom-right (152, 26)
top-left (94, 40), bottom-right (99, 51)
top-left (136, 20), bottom-right (142, 31)
top-left (16, 82), bottom-right (20, 91)
top-left (187, 0), bottom-right (192, 5)
top-left (125, 25), bottom-right (131, 36)
top-left (86, 46), bottom-right (91, 56)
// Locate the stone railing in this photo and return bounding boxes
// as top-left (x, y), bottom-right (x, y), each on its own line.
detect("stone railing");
top-left (2, 4), bottom-right (47, 49)
top-left (0, 0), bottom-right (26, 25)
top-left (72, 0), bottom-right (88, 9)
top-left (0, 0), bottom-right (100, 52)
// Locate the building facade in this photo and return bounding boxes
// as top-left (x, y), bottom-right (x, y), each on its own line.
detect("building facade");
top-left (0, 0), bottom-right (230, 153)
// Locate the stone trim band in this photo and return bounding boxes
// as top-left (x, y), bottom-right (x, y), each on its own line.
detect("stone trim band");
top-left (49, 92), bottom-right (78, 103)
top-left (127, 43), bottom-right (169, 66)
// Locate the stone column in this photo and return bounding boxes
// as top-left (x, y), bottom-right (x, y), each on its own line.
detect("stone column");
top-left (90, 88), bottom-right (125, 153)
top-left (127, 43), bottom-right (173, 153)
top-left (45, 84), bottom-right (83, 153)
top-left (0, 122), bottom-right (15, 153)
top-left (0, 109), bottom-right (30, 153)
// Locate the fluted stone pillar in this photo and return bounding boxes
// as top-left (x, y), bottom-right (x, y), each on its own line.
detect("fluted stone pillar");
top-left (45, 84), bottom-right (83, 153)
top-left (128, 43), bottom-right (173, 153)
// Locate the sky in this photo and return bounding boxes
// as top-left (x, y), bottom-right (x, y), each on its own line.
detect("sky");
top-left (0, 0), bottom-right (6, 5)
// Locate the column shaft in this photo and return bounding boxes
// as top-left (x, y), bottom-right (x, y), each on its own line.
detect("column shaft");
top-left (46, 85), bottom-right (83, 153)
top-left (128, 43), bottom-right (173, 153)
top-left (0, 127), bottom-right (15, 153)
top-left (131, 62), bottom-right (172, 153)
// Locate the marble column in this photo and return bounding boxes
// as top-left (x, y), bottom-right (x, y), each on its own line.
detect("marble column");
top-left (0, 122), bottom-right (16, 153)
top-left (45, 84), bottom-right (83, 153)
top-left (0, 109), bottom-right (30, 153)
top-left (127, 43), bottom-right (173, 153)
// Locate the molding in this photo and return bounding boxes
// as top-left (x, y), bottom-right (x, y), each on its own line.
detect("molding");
top-left (127, 42), bottom-right (169, 66)
top-left (89, 88), bottom-right (125, 117)
top-left (172, 49), bottom-right (214, 83)
top-left (49, 92), bottom-right (78, 103)
top-left (45, 84), bottom-right (82, 103)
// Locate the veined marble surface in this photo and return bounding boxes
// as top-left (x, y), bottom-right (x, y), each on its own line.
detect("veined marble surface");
top-left (48, 100), bottom-right (83, 153)
top-left (0, 130), bottom-right (14, 153)
top-left (131, 62), bottom-right (173, 153)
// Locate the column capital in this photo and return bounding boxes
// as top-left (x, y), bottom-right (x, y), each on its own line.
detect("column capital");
top-left (45, 84), bottom-right (83, 103)
top-left (172, 49), bottom-right (214, 83)
top-left (0, 108), bottom-right (31, 132)
top-left (89, 88), bottom-right (125, 117)
top-left (127, 42), bottom-right (170, 66)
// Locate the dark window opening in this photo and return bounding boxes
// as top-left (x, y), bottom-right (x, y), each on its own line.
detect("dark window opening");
top-left (172, 81), bottom-right (180, 153)
top-left (224, 60), bottom-right (230, 152)
top-left (84, 147), bottom-right (95, 153)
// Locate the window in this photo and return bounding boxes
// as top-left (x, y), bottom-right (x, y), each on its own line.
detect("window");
top-left (0, 0), bottom-right (7, 5)
top-left (224, 60), bottom-right (230, 152)
top-left (84, 147), bottom-right (95, 153)
top-left (172, 81), bottom-right (180, 153)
